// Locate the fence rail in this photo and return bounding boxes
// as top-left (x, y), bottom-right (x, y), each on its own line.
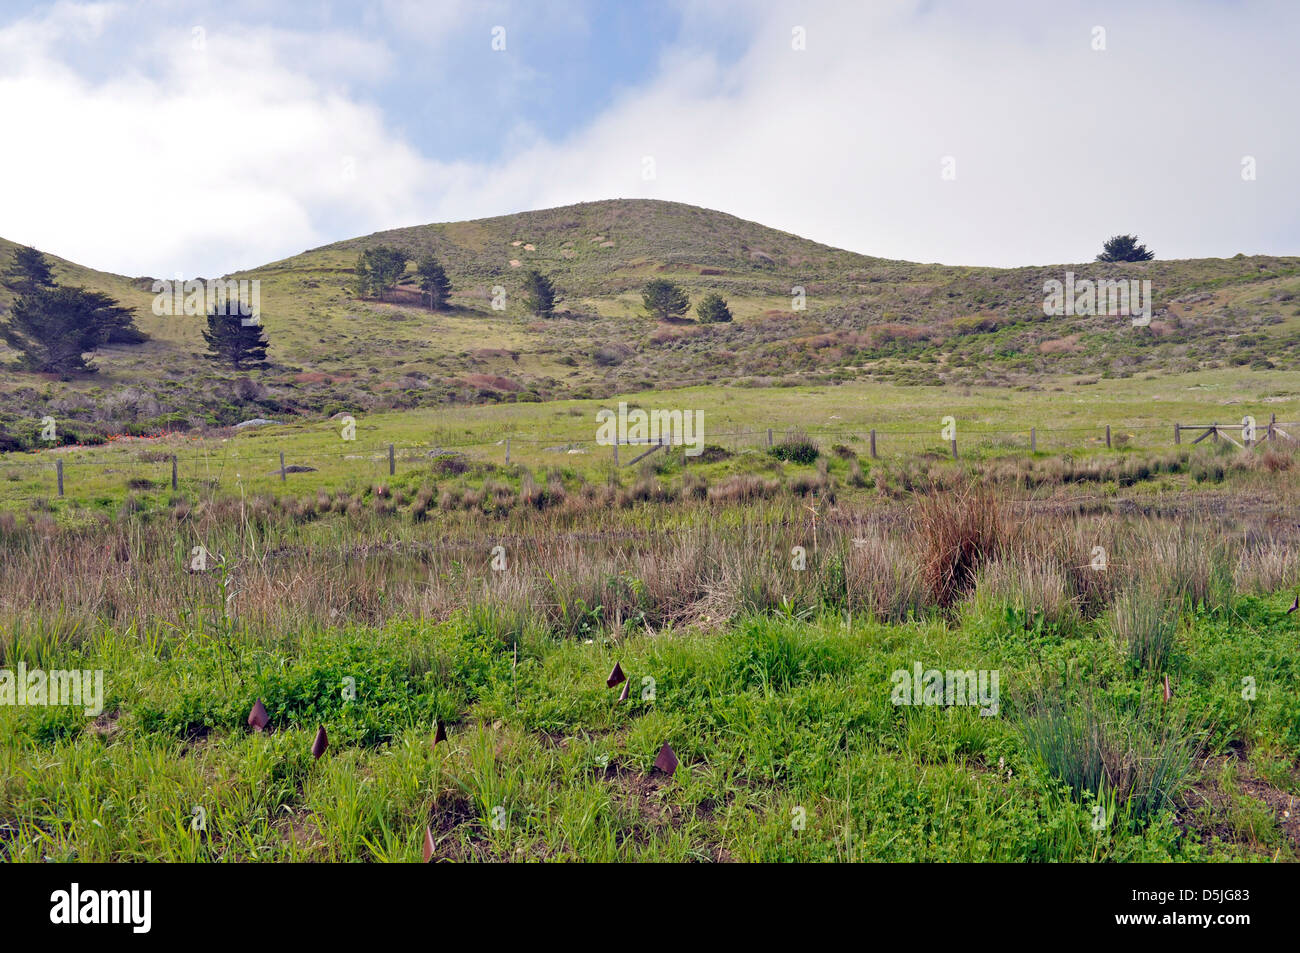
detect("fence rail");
top-left (3, 414), bottom-right (1295, 498)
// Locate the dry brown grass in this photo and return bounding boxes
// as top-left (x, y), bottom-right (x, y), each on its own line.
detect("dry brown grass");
top-left (1, 465), bottom-right (1296, 656)
top-left (973, 552), bottom-right (1075, 626)
top-left (912, 480), bottom-right (1014, 607)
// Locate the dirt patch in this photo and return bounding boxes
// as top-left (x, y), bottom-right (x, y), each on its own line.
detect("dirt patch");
top-left (426, 794), bottom-right (495, 862)
top-left (1183, 752), bottom-right (1300, 857)
top-left (604, 762), bottom-right (681, 836)
top-left (461, 374), bottom-right (522, 392)
top-left (88, 710), bottom-right (121, 741)
top-left (601, 761), bottom-right (732, 861)
top-left (1039, 334), bottom-right (1081, 355)
top-left (274, 809), bottom-right (325, 856)
top-left (471, 348), bottom-right (516, 361)
top-left (1236, 776), bottom-right (1300, 846)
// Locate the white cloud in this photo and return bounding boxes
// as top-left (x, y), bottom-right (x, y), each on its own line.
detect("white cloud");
top-left (0, 4), bottom-right (426, 276)
top-left (0, 0), bottom-right (1295, 276)
top-left (431, 0), bottom-right (1298, 266)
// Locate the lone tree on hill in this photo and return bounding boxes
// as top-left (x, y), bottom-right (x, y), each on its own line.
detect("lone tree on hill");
top-left (416, 255), bottom-right (452, 310)
top-left (642, 279), bottom-right (690, 321)
top-left (695, 292), bottom-right (732, 323)
top-left (0, 246), bottom-right (145, 375)
top-left (521, 269), bottom-right (556, 317)
top-left (1096, 235), bottom-right (1155, 262)
top-left (352, 246), bottom-right (410, 299)
top-left (202, 302), bottom-right (269, 370)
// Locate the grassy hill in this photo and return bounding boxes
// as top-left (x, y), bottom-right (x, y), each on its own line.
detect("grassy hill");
top-left (2, 199), bottom-right (1299, 446)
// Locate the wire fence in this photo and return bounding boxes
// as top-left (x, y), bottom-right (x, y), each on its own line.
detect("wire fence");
top-left (2, 416), bottom-right (1295, 499)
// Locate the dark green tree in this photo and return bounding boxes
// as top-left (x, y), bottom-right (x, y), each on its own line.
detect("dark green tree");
top-left (521, 269), bottom-right (556, 317)
top-left (0, 247), bottom-right (144, 374)
top-left (695, 292), bottom-right (732, 323)
top-left (2, 245), bottom-right (56, 296)
top-left (353, 246), bottom-right (410, 299)
top-left (642, 279), bottom-right (690, 321)
top-left (416, 256), bottom-right (452, 310)
top-left (1096, 235), bottom-right (1154, 262)
top-left (202, 302), bottom-right (269, 370)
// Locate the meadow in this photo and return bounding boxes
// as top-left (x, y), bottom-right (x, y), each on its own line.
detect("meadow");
top-left (1, 387), bottom-right (1298, 862)
top-left (3, 366), bottom-right (1297, 511)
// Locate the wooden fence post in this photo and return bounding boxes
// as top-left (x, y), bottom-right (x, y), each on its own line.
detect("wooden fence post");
top-left (950, 438), bottom-right (958, 460)
top-left (613, 442), bottom-right (619, 466)
top-left (767, 428), bottom-right (773, 448)
top-left (1105, 425), bottom-right (1111, 449)
top-left (56, 459), bottom-right (64, 497)
top-left (1030, 427), bottom-right (1036, 452)
top-left (388, 443), bottom-right (395, 476)
top-left (1174, 423), bottom-right (1181, 445)
top-left (171, 455), bottom-right (178, 491)
top-left (869, 429), bottom-right (878, 460)
top-left (1269, 414), bottom-right (1276, 442)
top-left (280, 451), bottom-right (286, 481)
top-left (505, 438), bottom-right (510, 464)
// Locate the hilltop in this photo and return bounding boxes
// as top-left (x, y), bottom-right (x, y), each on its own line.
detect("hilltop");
top-left (1, 199), bottom-right (1298, 445)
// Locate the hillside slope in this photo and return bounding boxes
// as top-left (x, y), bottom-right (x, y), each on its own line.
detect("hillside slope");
top-left (2, 199), bottom-right (1299, 445)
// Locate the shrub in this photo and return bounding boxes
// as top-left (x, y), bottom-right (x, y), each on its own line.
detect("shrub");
top-left (769, 430), bottom-right (819, 464)
top-left (696, 292), bottom-right (732, 324)
top-left (1020, 692), bottom-right (1199, 828)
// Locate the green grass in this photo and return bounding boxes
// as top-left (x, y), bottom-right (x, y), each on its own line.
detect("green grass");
top-left (3, 366), bottom-right (1296, 513)
top-left (3, 590), bottom-right (1297, 862)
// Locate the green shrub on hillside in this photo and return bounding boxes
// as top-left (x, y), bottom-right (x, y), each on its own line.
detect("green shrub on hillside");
top-left (696, 292), bottom-right (732, 323)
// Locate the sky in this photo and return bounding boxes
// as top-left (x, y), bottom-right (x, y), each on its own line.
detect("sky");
top-left (0, 0), bottom-right (1294, 277)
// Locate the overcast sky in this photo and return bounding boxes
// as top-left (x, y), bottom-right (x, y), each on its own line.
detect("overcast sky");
top-left (0, 0), bottom-right (1293, 277)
